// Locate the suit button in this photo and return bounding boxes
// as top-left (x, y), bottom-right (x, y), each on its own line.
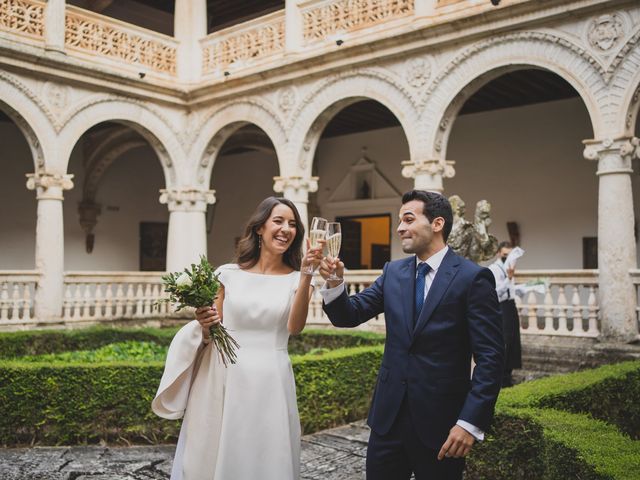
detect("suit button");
top-left (401, 379), bottom-right (407, 385)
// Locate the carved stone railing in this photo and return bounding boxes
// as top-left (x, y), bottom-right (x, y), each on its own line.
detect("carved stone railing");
top-left (201, 10), bottom-right (285, 76)
top-left (0, 270), bottom-right (39, 326)
top-left (310, 269), bottom-right (601, 337)
top-left (0, 0), bottom-right (44, 41)
top-left (514, 270), bottom-right (599, 338)
top-left (301, 0), bottom-right (414, 43)
top-left (61, 272), bottom-right (176, 324)
top-left (65, 5), bottom-right (177, 75)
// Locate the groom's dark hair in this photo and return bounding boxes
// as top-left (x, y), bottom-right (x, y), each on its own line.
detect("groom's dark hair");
top-left (402, 190), bottom-right (453, 241)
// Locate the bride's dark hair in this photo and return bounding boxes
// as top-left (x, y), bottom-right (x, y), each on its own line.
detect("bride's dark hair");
top-left (235, 197), bottom-right (305, 271)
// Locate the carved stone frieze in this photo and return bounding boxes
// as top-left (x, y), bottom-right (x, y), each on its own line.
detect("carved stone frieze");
top-left (278, 86), bottom-right (296, 113)
top-left (587, 14), bottom-right (625, 52)
top-left (159, 188), bottom-right (216, 212)
top-left (26, 172), bottom-right (74, 200)
top-left (43, 81), bottom-right (70, 114)
top-left (405, 57), bottom-right (431, 89)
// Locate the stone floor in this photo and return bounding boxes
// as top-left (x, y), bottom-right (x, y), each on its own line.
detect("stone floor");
top-left (0, 421), bottom-right (370, 480)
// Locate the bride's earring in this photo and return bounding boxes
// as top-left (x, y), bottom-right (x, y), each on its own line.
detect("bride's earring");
top-left (258, 235), bottom-right (262, 249)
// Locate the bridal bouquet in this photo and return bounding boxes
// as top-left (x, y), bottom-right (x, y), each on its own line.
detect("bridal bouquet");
top-left (157, 256), bottom-right (239, 366)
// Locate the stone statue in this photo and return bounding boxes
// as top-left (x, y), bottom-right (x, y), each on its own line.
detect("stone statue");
top-left (447, 195), bottom-right (498, 263)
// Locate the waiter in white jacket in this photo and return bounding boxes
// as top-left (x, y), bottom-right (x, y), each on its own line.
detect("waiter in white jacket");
top-left (488, 241), bottom-right (522, 387)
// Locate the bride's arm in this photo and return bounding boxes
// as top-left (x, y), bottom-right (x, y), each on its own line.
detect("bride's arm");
top-left (195, 285), bottom-right (224, 343)
top-left (288, 274), bottom-right (313, 335)
top-left (288, 240), bottom-right (322, 335)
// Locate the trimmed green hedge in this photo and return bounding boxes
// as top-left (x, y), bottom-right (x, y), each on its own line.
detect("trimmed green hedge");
top-left (0, 344), bottom-right (384, 446)
top-left (0, 327), bottom-right (385, 358)
top-left (465, 361), bottom-right (640, 480)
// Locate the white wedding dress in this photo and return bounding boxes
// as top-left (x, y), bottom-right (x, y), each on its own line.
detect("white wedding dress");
top-left (152, 264), bottom-right (302, 480)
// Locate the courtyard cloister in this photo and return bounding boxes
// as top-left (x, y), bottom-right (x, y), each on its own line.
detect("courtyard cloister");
top-left (0, 0), bottom-right (639, 344)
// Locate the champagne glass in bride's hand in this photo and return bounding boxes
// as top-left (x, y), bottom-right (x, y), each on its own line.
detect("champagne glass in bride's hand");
top-left (304, 217), bottom-right (328, 274)
top-left (326, 222), bottom-right (342, 281)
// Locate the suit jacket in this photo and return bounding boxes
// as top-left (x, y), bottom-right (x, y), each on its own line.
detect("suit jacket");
top-left (323, 249), bottom-right (504, 449)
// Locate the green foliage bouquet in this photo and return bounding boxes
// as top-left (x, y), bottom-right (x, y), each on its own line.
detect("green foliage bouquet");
top-left (158, 256), bottom-right (239, 366)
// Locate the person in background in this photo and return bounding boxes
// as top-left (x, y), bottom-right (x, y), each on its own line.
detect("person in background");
top-left (488, 241), bottom-right (522, 387)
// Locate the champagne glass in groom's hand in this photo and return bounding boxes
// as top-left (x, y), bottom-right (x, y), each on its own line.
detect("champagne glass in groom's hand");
top-left (325, 222), bottom-right (342, 281)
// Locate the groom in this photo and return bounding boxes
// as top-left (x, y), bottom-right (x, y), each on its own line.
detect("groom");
top-left (319, 190), bottom-right (504, 480)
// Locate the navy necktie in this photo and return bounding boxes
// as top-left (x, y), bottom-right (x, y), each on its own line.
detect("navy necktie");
top-left (415, 262), bottom-right (431, 324)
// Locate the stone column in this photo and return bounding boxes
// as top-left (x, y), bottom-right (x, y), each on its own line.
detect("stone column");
top-left (401, 159), bottom-right (455, 193)
top-left (583, 136), bottom-right (639, 342)
top-left (26, 172), bottom-right (74, 322)
top-left (44, 0), bottom-right (66, 53)
top-left (285, 0), bottom-right (304, 53)
top-left (174, 0), bottom-right (207, 82)
top-left (273, 176), bottom-right (319, 232)
top-left (160, 188), bottom-right (216, 272)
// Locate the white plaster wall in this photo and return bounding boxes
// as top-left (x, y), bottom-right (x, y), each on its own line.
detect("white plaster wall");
top-left (446, 98), bottom-right (596, 269)
top-left (0, 122), bottom-right (37, 269)
top-left (207, 150), bottom-right (280, 268)
top-left (63, 142), bottom-right (168, 271)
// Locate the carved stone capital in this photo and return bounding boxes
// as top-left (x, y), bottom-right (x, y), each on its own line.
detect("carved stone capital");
top-left (583, 137), bottom-right (638, 176)
top-left (26, 172), bottom-right (74, 200)
top-left (401, 159), bottom-right (456, 180)
top-left (273, 176), bottom-right (319, 203)
top-left (159, 188), bottom-right (216, 212)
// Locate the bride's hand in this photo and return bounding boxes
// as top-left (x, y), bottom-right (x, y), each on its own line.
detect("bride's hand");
top-left (301, 238), bottom-right (325, 273)
top-left (195, 305), bottom-right (221, 334)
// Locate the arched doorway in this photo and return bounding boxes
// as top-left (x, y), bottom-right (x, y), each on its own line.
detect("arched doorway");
top-left (207, 124), bottom-right (280, 267)
top-left (64, 121), bottom-right (168, 271)
top-left (444, 68), bottom-right (594, 269)
top-left (311, 99), bottom-right (412, 267)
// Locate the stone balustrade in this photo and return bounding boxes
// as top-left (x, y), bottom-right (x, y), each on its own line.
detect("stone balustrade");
top-left (64, 5), bottom-right (178, 75)
top-left (0, 270), bottom-right (39, 326)
top-left (0, 0), bottom-right (44, 42)
top-left (61, 272), bottom-right (174, 325)
top-left (201, 10), bottom-right (285, 76)
top-left (0, 269), bottom-right (610, 339)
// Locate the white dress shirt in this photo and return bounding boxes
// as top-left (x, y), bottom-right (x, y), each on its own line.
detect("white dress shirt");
top-left (320, 245), bottom-right (485, 441)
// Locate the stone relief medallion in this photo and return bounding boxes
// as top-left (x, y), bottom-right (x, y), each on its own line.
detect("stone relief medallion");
top-left (278, 86), bottom-right (296, 113)
top-left (43, 81), bottom-right (70, 113)
top-left (406, 57), bottom-right (431, 88)
top-left (587, 14), bottom-right (624, 52)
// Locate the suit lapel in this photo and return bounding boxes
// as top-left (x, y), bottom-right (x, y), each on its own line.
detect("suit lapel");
top-left (413, 249), bottom-right (461, 335)
top-left (398, 256), bottom-right (416, 339)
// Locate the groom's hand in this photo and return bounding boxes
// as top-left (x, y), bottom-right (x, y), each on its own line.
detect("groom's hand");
top-left (318, 256), bottom-right (344, 287)
top-left (437, 425), bottom-right (475, 460)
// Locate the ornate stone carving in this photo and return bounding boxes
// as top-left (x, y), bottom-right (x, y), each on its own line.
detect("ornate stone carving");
top-left (448, 195), bottom-right (498, 263)
top-left (0, 0), bottom-right (44, 38)
top-left (26, 172), bottom-right (74, 200)
top-left (587, 14), bottom-right (624, 52)
top-left (301, 0), bottom-right (413, 42)
top-left (65, 9), bottom-right (177, 75)
top-left (273, 176), bottom-right (319, 202)
top-left (201, 15), bottom-right (284, 75)
top-left (583, 137), bottom-right (638, 175)
top-left (278, 87), bottom-right (296, 113)
top-left (78, 200), bottom-right (102, 253)
top-left (159, 188), bottom-right (216, 212)
top-left (401, 159), bottom-right (455, 179)
top-left (43, 81), bottom-right (70, 113)
top-left (406, 57), bottom-right (431, 88)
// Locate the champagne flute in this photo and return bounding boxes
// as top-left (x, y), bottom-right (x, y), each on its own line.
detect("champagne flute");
top-left (325, 222), bottom-right (342, 281)
top-left (305, 217), bottom-right (327, 274)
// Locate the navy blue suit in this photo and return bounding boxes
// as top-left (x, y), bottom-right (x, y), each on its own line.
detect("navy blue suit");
top-left (323, 249), bottom-right (504, 477)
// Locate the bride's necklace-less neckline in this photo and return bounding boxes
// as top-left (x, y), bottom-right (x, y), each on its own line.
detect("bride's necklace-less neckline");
top-left (243, 265), bottom-right (295, 276)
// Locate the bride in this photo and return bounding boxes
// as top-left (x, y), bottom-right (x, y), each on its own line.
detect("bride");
top-left (152, 197), bottom-right (323, 480)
